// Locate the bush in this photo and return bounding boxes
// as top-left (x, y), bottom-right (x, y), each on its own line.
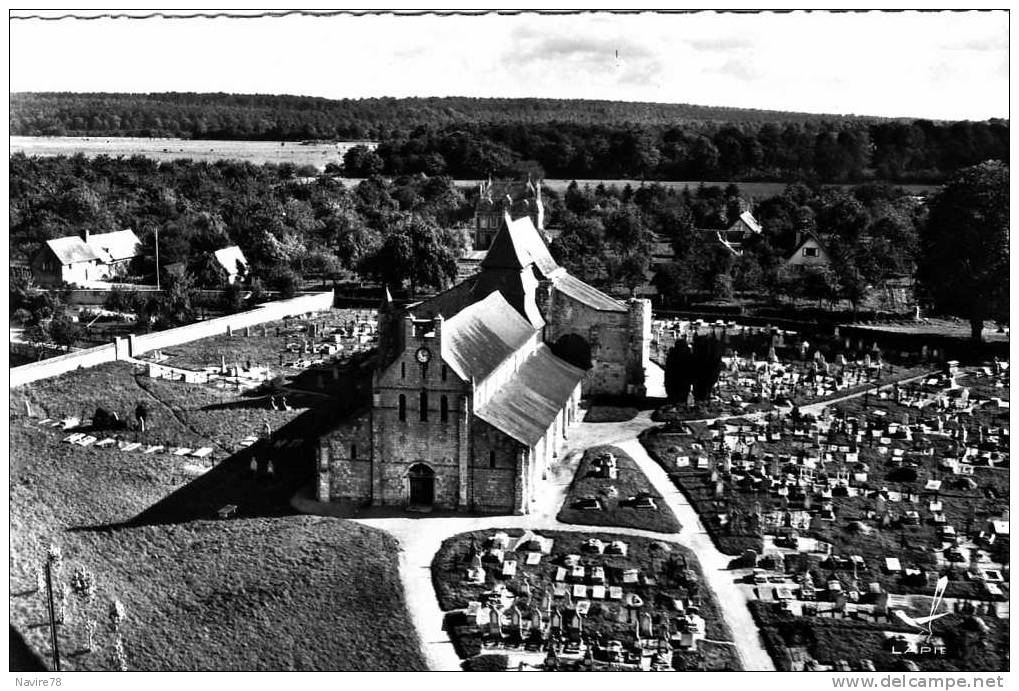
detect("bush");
top-left (462, 654), bottom-right (508, 671)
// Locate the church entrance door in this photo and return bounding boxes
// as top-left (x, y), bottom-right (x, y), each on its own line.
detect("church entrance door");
top-left (408, 463), bottom-right (435, 507)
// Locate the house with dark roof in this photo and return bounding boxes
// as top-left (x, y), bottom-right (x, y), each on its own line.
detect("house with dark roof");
top-left (317, 212), bottom-right (652, 514)
top-left (31, 229), bottom-right (142, 287)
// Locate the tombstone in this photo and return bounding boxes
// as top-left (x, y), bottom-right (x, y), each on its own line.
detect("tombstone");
top-left (250, 457), bottom-right (258, 474)
top-left (134, 402), bottom-right (149, 433)
top-left (227, 324), bottom-right (233, 338)
top-left (487, 607), bottom-right (503, 639)
top-left (639, 611), bottom-right (654, 638)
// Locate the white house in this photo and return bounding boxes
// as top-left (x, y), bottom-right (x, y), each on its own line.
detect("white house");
top-left (32, 229), bottom-right (142, 287)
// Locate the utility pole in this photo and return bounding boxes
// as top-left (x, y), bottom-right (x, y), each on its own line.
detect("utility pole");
top-left (154, 226), bottom-right (160, 291)
top-left (45, 560), bottom-right (61, 671)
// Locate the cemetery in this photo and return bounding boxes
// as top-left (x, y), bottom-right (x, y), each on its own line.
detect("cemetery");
top-left (432, 529), bottom-right (742, 671)
top-left (651, 317), bottom-right (931, 421)
top-left (640, 358), bottom-right (1010, 671)
top-left (556, 445), bottom-right (682, 533)
top-left (135, 308), bottom-right (379, 399)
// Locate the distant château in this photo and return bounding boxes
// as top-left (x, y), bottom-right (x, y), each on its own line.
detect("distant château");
top-left (472, 177), bottom-right (544, 250)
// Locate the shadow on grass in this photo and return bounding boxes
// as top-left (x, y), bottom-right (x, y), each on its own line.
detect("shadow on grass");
top-left (10, 625), bottom-right (47, 671)
top-left (66, 405), bottom-right (348, 532)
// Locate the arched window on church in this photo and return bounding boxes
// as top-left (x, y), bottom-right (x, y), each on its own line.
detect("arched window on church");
top-left (441, 364), bottom-right (447, 381)
top-left (440, 395), bottom-right (449, 423)
top-left (420, 390), bottom-right (428, 422)
top-left (489, 450), bottom-right (496, 469)
top-left (398, 394), bottom-right (406, 422)
top-left (401, 362), bottom-right (406, 379)
top-left (350, 443), bottom-right (357, 459)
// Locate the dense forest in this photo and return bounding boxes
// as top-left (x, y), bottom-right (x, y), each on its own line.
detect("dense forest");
top-left (11, 93), bottom-right (1010, 183)
top-left (10, 92), bottom-right (890, 139)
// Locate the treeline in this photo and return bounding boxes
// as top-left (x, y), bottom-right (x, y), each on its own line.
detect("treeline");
top-left (371, 120), bottom-right (1009, 183)
top-left (10, 92), bottom-right (886, 140)
top-left (12, 92), bottom-right (1008, 182)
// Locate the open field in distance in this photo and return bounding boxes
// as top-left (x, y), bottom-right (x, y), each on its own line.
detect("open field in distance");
top-left (10, 136), bottom-right (372, 168)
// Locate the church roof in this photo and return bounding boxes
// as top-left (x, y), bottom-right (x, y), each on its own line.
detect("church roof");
top-left (440, 291), bottom-right (535, 383)
top-left (552, 273), bottom-right (627, 313)
top-left (480, 214), bottom-right (560, 278)
top-left (475, 344), bottom-right (584, 446)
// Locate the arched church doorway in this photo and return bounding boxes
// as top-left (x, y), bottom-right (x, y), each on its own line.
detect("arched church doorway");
top-left (552, 333), bottom-right (593, 370)
top-left (408, 463), bottom-right (435, 507)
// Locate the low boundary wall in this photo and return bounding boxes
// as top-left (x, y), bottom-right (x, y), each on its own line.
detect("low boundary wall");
top-left (9, 292), bottom-right (334, 388)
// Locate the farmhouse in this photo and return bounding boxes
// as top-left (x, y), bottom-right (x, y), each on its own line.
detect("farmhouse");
top-left (31, 229), bottom-right (142, 286)
top-left (317, 212), bottom-right (652, 513)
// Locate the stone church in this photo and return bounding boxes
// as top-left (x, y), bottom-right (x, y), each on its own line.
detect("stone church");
top-left (472, 177), bottom-right (544, 250)
top-left (317, 212), bottom-right (651, 514)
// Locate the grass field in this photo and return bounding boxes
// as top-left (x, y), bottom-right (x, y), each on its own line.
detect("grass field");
top-left (10, 136), bottom-right (370, 169)
top-left (432, 528), bottom-right (740, 670)
top-left (556, 445), bottom-right (682, 534)
top-left (9, 360), bottom-right (425, 670)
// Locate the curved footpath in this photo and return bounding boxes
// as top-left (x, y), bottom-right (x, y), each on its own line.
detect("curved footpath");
top-left (348, 403), bottom-right (778, 671)
top-left (337, 369), bottom-right (933, 671)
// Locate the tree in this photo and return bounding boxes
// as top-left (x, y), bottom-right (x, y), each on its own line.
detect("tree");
top-left (47, 314), bottom-right (84, 349)
top-left (220, 281), bottom-right (246, 313)
top-left (360, 213), bottom-right (460, 297)
top-left (917, 161), bottom-right (1009, 341)
top-left (691, 335), bottom-right (724, 401)
top-left (342, 144), bottom-right (384, 177)
top-left (186, 253), bottom-right (229, 288)
top-left (664, 340), bottom-right (694, 404)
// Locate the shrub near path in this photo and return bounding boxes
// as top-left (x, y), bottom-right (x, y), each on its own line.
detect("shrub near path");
top-left (556, 445), bottom-right (682, 534)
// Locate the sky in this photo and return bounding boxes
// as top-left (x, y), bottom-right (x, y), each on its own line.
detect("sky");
top-left (8, 9), bottom-right (1010, 121)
